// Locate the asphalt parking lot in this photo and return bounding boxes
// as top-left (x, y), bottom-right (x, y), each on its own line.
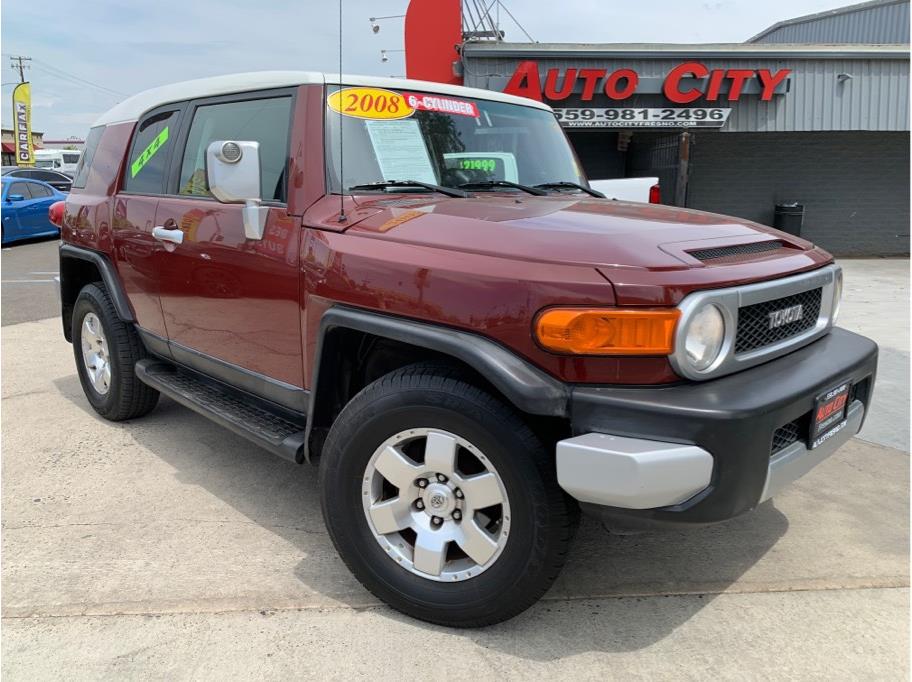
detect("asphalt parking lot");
top-left (2, 238), bottom-right (909, 679)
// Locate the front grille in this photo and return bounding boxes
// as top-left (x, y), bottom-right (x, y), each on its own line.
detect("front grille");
top-left (689, 241), bottom-right (784, 262)
top-left (771, 419), bottom-right (803, 455)
top-left (735, 288), bottom-right (822, 354)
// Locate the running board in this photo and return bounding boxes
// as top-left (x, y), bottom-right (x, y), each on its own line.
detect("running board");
top-left (135, 359), bottom-right (306, 462)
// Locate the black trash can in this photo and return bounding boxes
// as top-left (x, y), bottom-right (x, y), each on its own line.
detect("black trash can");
top-left (774, 203), bottom-right (804, 237)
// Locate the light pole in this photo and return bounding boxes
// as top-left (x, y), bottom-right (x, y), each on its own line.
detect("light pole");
top-left (369, 14), bottom-right (405, 34)
top-left (380, 49), bottom-right (405, 64)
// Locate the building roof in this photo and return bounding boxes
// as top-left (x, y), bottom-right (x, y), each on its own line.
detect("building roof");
top-left (748, 0), bottom-right (910, 43)
top-left (462, 41), bottom-right (909, 59)
top-left (92, 70), bottom-right (551, 127)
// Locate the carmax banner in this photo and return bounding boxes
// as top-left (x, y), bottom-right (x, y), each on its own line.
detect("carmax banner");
top-left (12, 82), bottom-right (34, 166)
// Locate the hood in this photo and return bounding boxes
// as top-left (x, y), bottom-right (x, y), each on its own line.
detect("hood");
top-left (343, 194), bottom-right (815, 271)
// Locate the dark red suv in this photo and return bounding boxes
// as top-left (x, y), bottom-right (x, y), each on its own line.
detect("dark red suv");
top-left (56, 72), bottom-right (877, 626)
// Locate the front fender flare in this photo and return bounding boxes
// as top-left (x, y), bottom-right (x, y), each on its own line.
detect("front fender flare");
top-left (303, 305), bottom-right (570, 461)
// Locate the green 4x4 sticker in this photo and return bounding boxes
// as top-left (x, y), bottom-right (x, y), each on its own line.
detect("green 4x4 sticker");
top-left (130, 126), bottom-right (169, 178)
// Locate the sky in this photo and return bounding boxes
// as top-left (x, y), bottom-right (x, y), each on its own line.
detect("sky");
top-left (2, 0), bottom-right (857, 138)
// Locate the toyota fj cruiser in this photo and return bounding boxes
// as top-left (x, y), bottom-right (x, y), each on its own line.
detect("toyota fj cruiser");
top-left (55, 71), bottom-right (877, 627)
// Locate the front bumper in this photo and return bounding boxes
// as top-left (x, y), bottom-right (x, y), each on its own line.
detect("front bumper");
top-left (558, 327), bottom-right (877, 530)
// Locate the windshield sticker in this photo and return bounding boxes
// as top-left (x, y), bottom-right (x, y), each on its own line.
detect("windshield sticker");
top-left (403, 93), bottom-right (479, 117)
top-left (443, 152), bottom-right (518, 182)
top-left (328, 87), bottom-right (415, 120)
top-left (130, 126), bottom-right (169, 178)
top-left (365, 119), bottom-right (437, 185)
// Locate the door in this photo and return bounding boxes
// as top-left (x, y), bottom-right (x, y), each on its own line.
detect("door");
top-left (22, 181), bottom-right (57, 233)
top-left (154, 92), bottom-right (305, 406)
top-left (2, 181), bottom-right (28, 238)
top-left (113, 105), bottom-right (185, 339)
top-left (6, 181), bottom-right (49, 235)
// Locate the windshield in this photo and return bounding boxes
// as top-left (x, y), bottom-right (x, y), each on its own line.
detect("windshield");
top-left (326, 86), bottom-right (585, 193)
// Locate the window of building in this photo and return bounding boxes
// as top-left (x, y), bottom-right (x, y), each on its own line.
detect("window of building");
top-left (178, 97), bottom-right (292, 202)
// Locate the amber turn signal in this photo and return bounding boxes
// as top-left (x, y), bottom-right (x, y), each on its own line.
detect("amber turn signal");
top-left (535, 308), bottom-right (680, 355)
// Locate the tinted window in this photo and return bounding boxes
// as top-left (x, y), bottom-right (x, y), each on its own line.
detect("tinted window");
top-left (29, 183), bottom-right (53, 198)
top-left (25, 170), bottom-right (56, 181)
top-left (73, 126), bottom-right (104, 189)
top-left (62, 152), bottom-right (81, 164)
top-left (178, 97), bottom-right (291, 201)
top-left (8, 182), bottom-right (32, 199)
top-left (123, 110), bottom-right (180, 194)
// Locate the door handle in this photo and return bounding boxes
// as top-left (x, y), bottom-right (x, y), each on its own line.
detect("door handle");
top-left (152, 226), bottom-right (184, 245)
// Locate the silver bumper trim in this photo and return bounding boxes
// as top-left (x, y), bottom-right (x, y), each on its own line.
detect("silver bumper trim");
top-left (760, 400), bottom-right (864, 503)
top-left (556, 432), bottom-right (713, 510)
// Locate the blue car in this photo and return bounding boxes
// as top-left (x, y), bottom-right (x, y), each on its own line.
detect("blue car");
top-left (2, 176), bottom-right (66, 245)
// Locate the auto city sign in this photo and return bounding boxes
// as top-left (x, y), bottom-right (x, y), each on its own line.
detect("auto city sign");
top-left (504, 60), bottom-right (791, 104)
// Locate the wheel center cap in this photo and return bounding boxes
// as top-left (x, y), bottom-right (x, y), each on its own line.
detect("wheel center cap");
top-left (423, 483), bottom-right (455, 516)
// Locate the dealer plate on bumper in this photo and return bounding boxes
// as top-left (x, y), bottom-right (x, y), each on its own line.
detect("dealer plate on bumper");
top-left (811, 381), bottom-right (850, 449)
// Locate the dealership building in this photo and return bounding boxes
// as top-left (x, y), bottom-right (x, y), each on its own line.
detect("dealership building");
top-left (456, 0), bottom-right (910, 256)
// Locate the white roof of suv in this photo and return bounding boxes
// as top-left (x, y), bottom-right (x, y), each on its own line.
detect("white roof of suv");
top-left (92, 71), bottom-right (552, 127)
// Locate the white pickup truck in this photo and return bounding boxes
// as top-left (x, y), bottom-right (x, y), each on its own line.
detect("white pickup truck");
top-left (589, 176), bottom-right (660, 203)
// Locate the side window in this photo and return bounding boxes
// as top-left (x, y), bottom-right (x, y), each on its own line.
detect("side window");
top-left (178, 97), bottom-right (292, 202)
top-left (9, 182), bottom-right (33, 199)
top-left (72, 126), bottom-right (104, 189)
top-left (123, 109), bottom-right (180, 194)
top-left (31, 183), bottom-right (53, 198)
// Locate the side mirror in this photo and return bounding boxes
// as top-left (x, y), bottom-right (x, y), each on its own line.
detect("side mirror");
top-left (6, 194), bottom-right (24, 202)
top-left (205, 140), bottom-right (268, 240)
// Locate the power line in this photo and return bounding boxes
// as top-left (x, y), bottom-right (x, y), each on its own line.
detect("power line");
top-left (2, 53), bottom-right (127, 97)
top-left (30, 59), bottom-right (126, 97)
top-left (29, 64), bottom-right (123, 100)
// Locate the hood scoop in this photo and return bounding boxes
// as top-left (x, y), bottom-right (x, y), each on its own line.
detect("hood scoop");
top-left (687, 240), bottom-right (788, 264)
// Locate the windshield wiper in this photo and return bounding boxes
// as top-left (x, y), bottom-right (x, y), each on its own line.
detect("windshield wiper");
top-left (534, 181), bottom-right (605, 198)
top-left (347, 180), bottom-right (469, 198)
top-left (457, 180), bottom-right (548, 196)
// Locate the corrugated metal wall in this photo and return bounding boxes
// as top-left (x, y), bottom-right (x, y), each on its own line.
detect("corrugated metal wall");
top-left (751, 0), bottom-right (910, 44)
top-left (462, 55), bottom-right (910, 131)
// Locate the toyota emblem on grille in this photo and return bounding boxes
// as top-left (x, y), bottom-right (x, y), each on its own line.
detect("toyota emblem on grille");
top-left (768, 304), bottom-right (804, 330)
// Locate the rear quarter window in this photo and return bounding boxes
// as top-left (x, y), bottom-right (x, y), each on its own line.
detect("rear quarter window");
top-left (72, 126), bottom-right (105, 190)
top-left (29, 183), bottom-right (53, 198)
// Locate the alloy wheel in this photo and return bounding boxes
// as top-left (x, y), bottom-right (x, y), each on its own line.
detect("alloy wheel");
top-left (361, 428), bottom-right (511, 582)
top-left (80, 312), bottom-right (111, 395)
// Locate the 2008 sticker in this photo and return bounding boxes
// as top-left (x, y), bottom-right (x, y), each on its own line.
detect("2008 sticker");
top-left (327, 87), bottom-right (414, 120)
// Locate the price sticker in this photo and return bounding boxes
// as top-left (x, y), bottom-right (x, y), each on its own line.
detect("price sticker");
top-left (327, 87), bottom-right (415, 120)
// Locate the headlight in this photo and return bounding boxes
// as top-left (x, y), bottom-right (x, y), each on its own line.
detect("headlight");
top-left (832, 268), bottom-right (843, 323)
top-left (684, 304), bottom-right (725, 371)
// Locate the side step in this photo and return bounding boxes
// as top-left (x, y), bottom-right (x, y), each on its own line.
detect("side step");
top-left (135, 359), bottom-right (306, 462)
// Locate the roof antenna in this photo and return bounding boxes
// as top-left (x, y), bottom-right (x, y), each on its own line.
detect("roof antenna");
top-left (337, 0), bottom-right (347, 223)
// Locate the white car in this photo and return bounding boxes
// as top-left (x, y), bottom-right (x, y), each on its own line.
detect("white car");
top-left (589, 176), bottom-right (660, 203)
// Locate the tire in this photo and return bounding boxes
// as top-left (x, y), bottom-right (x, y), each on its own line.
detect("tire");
top-left (72, 282), bottom-right (159, 421)
top-left (320, 363), bottom-right (577, 627)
